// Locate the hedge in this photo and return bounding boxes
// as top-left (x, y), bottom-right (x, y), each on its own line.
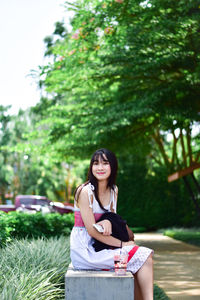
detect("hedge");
top-left (163, 228), bottom-right (200, 247)
top-left (0, 211), bottom-right (74, 247)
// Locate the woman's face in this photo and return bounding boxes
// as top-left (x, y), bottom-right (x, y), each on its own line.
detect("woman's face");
top-left (92, 154), bottom-right (111, 182)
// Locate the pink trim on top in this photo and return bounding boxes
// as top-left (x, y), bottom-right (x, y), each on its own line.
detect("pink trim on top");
top-left (74, 211), bottom-right (103, 227)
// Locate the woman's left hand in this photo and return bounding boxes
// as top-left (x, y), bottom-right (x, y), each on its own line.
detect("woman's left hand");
top-left (97, 220), bottom-right (112, 236)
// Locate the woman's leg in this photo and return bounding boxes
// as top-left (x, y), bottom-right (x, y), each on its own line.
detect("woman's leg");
top-left (135, 254), bottom-right (153, 300)
top-left (134, 274), bottom-right (143, 300)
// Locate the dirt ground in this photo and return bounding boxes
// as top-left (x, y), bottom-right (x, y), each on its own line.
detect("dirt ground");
top-left (135, 232), bottom-right (200, 300)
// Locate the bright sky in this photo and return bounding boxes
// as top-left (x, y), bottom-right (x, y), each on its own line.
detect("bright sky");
top-left (0, 0), bottom-right (72, 115)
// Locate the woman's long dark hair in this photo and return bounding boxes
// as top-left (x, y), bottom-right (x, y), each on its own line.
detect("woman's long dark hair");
top-left (75, 148), bottom-right (118, 211)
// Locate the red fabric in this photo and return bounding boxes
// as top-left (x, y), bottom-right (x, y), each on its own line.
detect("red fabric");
top-left (127, 245), bottom-right (139, 262)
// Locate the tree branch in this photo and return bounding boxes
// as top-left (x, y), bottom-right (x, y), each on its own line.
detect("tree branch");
top-left (180, 128), bottom-right (187, 167)
top-left (171, 129), bottom-right (179, 166)
top-left (186, 125), bottom-right (193, 164)
top-left (148, 153), bottom-right (163, 166)
top-left (152, 128), bottom-right (171, 169)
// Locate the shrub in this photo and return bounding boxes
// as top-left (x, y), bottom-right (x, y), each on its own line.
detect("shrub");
top-left (163, 228), bottom-right (200, 247)
top-left (0, 211), bottom-right (74, 247)
top-left (0, 211), bottom-right (14, 246)
top-left (129, 226), bottom-right (147, 233)
top-left (154, 284), bottom-right (170, 300)
top-left (117, 156), bottom-right (200, 230)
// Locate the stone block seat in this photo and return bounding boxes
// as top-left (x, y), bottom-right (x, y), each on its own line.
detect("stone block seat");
top-left (65, 263), bottom-right (134, 300)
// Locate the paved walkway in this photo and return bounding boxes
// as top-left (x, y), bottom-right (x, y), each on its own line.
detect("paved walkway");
top-left (135, 233), bottom-right (200, 300)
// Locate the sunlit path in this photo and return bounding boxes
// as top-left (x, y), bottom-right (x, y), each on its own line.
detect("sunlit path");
top-left (135, 233), bottom-right (200, 300)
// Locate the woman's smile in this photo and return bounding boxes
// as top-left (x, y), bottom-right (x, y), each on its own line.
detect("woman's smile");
top-left (92, 155), bottom-right (111, 180)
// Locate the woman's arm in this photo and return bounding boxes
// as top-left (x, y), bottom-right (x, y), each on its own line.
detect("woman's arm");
top-left (78, 187), bottom-right (134, 248)
top-left (113, 185), bottom-right (118, 212)
top-left (126, 225), bottom-right (134, 241)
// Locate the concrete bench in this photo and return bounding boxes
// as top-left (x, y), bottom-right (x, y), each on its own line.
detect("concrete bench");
top-left (65, 263), bottom-right (134, 300)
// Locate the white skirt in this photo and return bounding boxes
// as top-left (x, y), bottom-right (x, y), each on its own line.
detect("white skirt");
top-left (70, 227), bottom-right (153, 274)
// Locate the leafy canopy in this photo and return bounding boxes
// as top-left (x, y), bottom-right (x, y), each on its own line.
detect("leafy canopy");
top-left (35, 0), bottom-right (200, 167)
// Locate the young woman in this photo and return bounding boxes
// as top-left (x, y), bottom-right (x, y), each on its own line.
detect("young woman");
top-left (70, 148), bottom-right (153, 300)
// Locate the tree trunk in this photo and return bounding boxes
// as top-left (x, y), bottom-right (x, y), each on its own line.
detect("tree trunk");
top-left (186, 126), bottom-right (193, 165)
top-left (180, 129), bottom-right (187, 167)
top-left (153, 128), bottom-right (171, 169)
top-left (171, 130), bottom-right (178, 166)
top-left (190, 172), bottom-right (200, 194)
top-left (182, 176), bottom-right (200, 218)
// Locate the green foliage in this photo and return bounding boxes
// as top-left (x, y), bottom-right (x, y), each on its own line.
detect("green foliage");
top-left (29, 0), bottom-right (200, 222)
top-left (0, 236), bottom-right (168, 300)
top-left (154, 284), bottom-right (170, 300)
top-left (0, 105), bottom-right (14, 203)
top-left (0, 105), bottom-right (75, 203)
top-left (0, 211), bottom-right (74, 247)
top-left (11, 109), bottom-right (71, 199)
top-left (34, 0), bottom-right (200, 162)
top-left (1, 0), bottom-right (199, 233)
top-left (129, 227), bottom-right (147, 233)
top-left (0, 212), bottom-right (13, 245)
top-left (0, 236), bottom-right (70, 299)
top-left (164, 228), bottom-right (200, 247)
top-left (117, 155), bottom-right (200, 229)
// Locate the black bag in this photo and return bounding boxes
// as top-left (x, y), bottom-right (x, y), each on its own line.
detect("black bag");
top-left (92, 212), bottom-right (129, 252)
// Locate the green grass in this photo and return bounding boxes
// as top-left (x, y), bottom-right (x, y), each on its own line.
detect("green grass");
top-left (0, 236), bottom-right (169, 300)
top-left (162, 227), bottom-right (200, 247)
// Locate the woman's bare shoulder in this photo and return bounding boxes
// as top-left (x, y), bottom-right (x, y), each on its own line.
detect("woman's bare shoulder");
top-left (80, 185), bottom-right (89, 196)
top-left (75, 184), bottom-right (89, 202)
top-left (76, 183), bottom-right (88, 193)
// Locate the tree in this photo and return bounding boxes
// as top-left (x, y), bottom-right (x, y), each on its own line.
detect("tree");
top-left (0, 105), bottom-right (14, 203)
top-left (0, 105), bottom-right (76, 203)
top-left (10, 109), bottom-right (73, 201)
top-left (34, 0), bottom-right (200, 214)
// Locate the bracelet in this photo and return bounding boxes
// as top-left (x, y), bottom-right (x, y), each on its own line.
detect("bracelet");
top-left (120, 241), bottom-right (122, 248)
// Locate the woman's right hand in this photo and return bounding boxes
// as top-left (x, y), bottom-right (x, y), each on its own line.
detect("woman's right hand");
top-left (122, 240), bottom-right (136, 247)
top-left (97, 219), bottom-right (112, 236)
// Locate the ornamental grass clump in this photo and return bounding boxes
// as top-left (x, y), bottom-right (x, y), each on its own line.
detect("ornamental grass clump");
top-left (0, 236), bottom-right (70, 300)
